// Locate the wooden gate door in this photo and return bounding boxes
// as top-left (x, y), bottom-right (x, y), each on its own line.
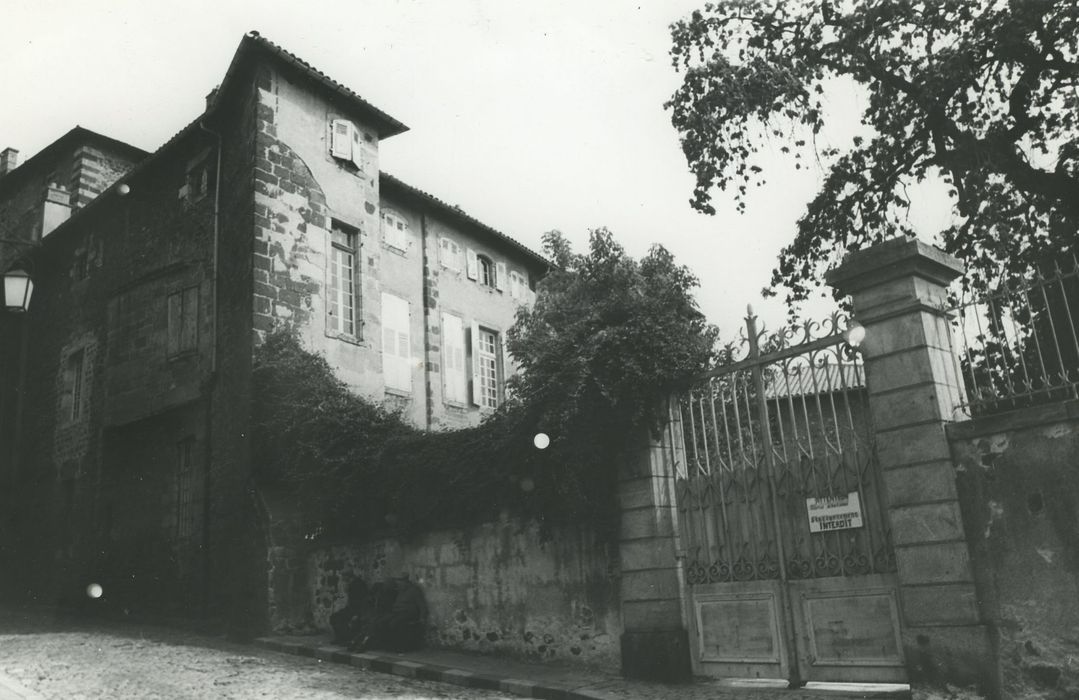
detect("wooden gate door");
top-left (673, 311), bottom-right (906, 685)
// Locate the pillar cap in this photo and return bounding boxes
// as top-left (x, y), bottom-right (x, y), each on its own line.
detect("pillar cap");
top-left (826, 237), bottom-right (964, 296)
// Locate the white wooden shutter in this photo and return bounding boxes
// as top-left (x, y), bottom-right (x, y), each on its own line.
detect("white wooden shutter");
top-left (466, 249), bottom-right (478, 280)
top-left (351, 128), bottom-right (364, 171)
top-left (508, 271), bottom-right (519, 299)
top-left (470, 320), bottom-right (481, 405)
top-left (381, 293), bottom-right (411, 392)
top-left (331, 119), bottom-right (352, 160)
top-left (439, 238), bottom-right (451, 268)
top-left (441, 313), bottom-right (466, 403)
top-left (495, 262), bottom-right (507, 292)
top-left (500, 333), bottom-right (512, 401)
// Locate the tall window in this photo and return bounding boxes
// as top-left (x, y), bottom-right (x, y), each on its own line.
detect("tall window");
top-left (478, 255), bottom-right (495, 288)
top-left (381, 292), bottom-right (412, 392)
top-left (441, 313), bottom-right (467, 403)
top-left (68, 350), bottom-right (85, 421)
top-left (328, 222), bottom-right (358, 337)
top-left (176, 437), bottom-right (196, 540)
top-left (167, 286), bottom-right (199, 356)
top-left (476, 328), bottom-right (499, 408)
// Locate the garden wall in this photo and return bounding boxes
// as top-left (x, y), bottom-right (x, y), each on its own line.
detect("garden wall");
top-left (306, 518), bottom-right (622, 670)
top-left (949, 400), bottom-right (1079, 697)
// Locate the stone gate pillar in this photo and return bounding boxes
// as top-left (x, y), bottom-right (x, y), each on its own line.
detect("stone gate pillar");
top-left (827, 239), bottom-right (1000, 695)
top-left (617, 398), bottom-right (692, 682)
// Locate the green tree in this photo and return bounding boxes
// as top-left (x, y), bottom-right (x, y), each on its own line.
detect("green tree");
top-left (507, 229), bottom-right (718, 514)
top-left (251, 229), bottom-right (717, 539)
top-left (666, 0), bottom-right (1079, 304)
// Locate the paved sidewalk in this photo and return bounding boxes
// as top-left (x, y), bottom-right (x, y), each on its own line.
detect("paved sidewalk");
top-left (255, 634), bottom-right (912, 700)
top-left (0, 671), bottom-right (44, 700)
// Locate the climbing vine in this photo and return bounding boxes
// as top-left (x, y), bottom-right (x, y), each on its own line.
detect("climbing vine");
top-left (252, 229), bottom-right (716, 542)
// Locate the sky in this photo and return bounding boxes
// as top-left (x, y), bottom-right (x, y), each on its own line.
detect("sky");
top-left (1, 0), bottom-right (951, 338)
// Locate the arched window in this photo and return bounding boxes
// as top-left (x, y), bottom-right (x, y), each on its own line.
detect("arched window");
top-left (478, 255), bottom-right (495, 288)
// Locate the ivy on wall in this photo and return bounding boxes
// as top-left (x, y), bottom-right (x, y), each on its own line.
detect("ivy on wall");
top-left (252, 229), bottom-right (717, 542)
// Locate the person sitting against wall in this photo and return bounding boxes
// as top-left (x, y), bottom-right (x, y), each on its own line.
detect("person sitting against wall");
top-left (353, 575), bottom-right (428, 653)
top-left (329, 576), bottom-right (368, 646)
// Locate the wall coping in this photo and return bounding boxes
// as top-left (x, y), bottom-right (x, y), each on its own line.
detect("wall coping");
top-left (826, 238), bottom-right (964, 295)
top-left (946, 398), bottom-right (1079, 440)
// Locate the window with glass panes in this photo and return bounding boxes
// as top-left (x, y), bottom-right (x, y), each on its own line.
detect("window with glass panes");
top-left (477, 329), bottom-right (499, 408)
top-left (328, 222), bottom-right (358, 336)
top-left (478, 256), bottom-right (495, 288)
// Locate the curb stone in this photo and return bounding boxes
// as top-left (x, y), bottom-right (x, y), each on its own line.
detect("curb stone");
top-left (254, 637), bottom-right (615, 699)
top-left (254, 637), bottom-right (913, 700)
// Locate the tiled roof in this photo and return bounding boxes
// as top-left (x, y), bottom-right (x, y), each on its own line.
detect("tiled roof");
top-left (213, 31), bottom-right (409, 139)
top-left (763, 363), bottom-right (865, 400)
top-left (0, 126), bottom-right (147, 197)
top-left (380, 172), bottom-right (550, 271)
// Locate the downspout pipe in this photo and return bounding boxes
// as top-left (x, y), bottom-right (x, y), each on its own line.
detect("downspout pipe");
top-left (198, 116), bottom-right (222, 618)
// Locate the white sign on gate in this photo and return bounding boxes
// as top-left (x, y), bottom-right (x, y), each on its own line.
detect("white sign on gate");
top-left (806, 491), bottom-right (864, 533)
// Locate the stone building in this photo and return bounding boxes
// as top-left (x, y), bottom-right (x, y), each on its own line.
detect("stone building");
top-left (0, 31), bottom-right (547, 625)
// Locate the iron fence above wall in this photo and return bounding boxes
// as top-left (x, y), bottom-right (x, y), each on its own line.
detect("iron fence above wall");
top-left (946, 255), bottom-right (1079, 416)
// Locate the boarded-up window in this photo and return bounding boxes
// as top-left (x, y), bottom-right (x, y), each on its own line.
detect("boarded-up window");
top-left (167, 286), bottom-right (199, 356)
top-left (381, 292), bottom-right (412, 392)
top-left (176, 436), bottom-right (196, 541)
top-left (441, 313), bottom-right (467, 403)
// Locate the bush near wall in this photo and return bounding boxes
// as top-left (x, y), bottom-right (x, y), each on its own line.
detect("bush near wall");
top-left (251, 330), bottom-right (619, 541)
top-left (251, 229), bottom-right (717, 544)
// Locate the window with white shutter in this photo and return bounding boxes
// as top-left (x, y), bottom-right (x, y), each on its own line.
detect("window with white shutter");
top-left (330, 119), bottom-right (353, 161)
top-left (351, 128), bottom-right (364, 171)
top-left (381, 293), bottom-right (412, 392)
top-left (439, 237), bottom-right (463, 271)
top-left (466, 248), bottom-right (478, 280)
top-left (441, 313), bottom-right (467, 403)
top-left (381, 209), bottom-right (409, 251)
top-left (495, 262), bottom-right (507, 292)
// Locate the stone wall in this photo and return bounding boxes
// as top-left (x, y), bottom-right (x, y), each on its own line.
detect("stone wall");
top-left (949, 401), bottom-right (1079, 697)
top-left (306, 519), bottom-right (621, 670)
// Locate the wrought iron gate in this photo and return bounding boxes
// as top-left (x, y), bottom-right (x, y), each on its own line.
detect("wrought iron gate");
top-left (672, 310), bottom-right (905, 684)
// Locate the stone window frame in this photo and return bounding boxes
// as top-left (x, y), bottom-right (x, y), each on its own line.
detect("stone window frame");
top-left (326, 219), bottom-right (362, 342)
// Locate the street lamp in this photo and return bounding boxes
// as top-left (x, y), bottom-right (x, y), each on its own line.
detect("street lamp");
top-left (3, 265), bottom-right (33, 313)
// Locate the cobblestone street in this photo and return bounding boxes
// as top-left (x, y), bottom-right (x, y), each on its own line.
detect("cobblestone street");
top-left (0, 608), bottom-right (512, 699)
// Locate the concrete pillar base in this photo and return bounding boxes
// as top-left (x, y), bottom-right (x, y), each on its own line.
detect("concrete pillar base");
top-left (620, 629), bottom-right (692, 683)
top-left (903, 624), bottom-right (1001, 697)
